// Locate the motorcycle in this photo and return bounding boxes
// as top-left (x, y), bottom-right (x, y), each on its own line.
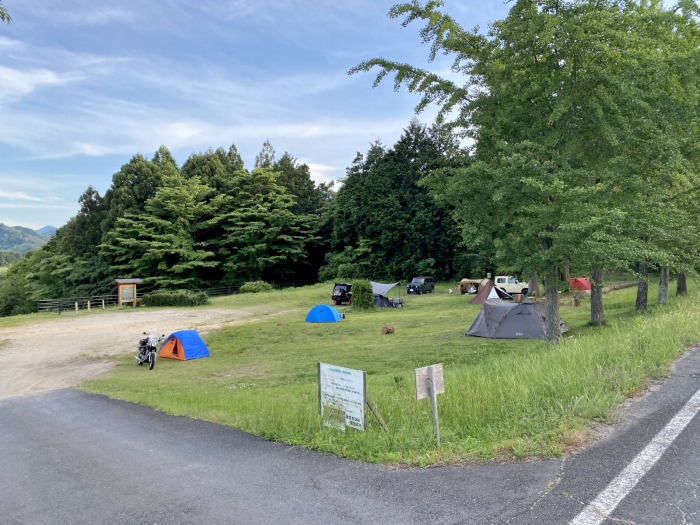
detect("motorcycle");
top-left (136, 332), bottom-right (164, 370)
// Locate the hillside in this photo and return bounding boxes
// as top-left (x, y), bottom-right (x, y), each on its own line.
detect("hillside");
top-left (0, 224), bottom-right (54, 253)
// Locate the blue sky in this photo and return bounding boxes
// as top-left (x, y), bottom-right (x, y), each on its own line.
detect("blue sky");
top-left (0, 0), bottom-right (509, 230)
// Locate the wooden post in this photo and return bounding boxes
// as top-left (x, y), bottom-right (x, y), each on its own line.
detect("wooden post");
top-left (366, 397), bottom-right (389, 432)
top-left (87, 300), bottom-right (91, 311)
top-left (428, 366), bottom-right (440, 447)
top-left (74, 302), bottom-right (78, 314)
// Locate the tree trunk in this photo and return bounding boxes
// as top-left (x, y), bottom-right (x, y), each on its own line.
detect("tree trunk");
top-left (658, 266), bottom-right (669, 305)
top-left (677, 272), bottom-right (687, 296)
top-left (528, 271), bottom-right (540, 298)
top-left (564, 259), bottom-right (570, 288)
top-left (544, 264), bottom-right (561, 342)
top-left (591, 264), bottom-right (605, 326)
top-left (635, 262), bottom-right (648, 312)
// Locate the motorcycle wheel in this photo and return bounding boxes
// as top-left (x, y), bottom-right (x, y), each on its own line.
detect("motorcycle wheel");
top-left (148, 351), bottom-right (156, 370)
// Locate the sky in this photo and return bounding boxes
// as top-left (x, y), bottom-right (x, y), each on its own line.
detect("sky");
top-left (0, 0), bottom-right (510, 230)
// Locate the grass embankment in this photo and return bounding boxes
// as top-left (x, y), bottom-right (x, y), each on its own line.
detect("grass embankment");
top-left (81, 281), bottom-right (700, 466)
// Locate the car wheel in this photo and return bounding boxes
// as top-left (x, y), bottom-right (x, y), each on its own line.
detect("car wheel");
top-left (521, 288), bottom-right (529, 296)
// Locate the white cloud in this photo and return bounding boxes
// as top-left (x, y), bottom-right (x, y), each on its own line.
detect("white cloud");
top-left (0, 191), bottom-right (43, 202)
top-left (0, 66), bottom-right (81, 104)
top-left (304, 162), bottom-right (341, 187)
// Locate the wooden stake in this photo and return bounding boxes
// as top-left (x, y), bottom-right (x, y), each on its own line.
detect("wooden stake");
top-left (366, 397), bottom-right (388, 432)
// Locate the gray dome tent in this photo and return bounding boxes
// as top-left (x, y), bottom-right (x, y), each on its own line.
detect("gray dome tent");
top-left (466, 298), bottom-right (569, 339)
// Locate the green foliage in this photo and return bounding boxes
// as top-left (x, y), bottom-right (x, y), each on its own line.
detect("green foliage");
top-left (140, 290), bottom-right (209, 307)
top-left (101, 172), bottom-right (222, 290)
top-left (0, 252), bottom-right (22, 267)
top-left (212, 168), bottom-right (318, 284)
top-left (0, 264), bottom-right (36, 316)
top-left (328, 122), bottom-right (463, 281)
top-left (349, 279), bottom-right (373, 309)
top-left (239, 281), bottom-right (273, 294)
top-left (101, 152), bottom-right (168, 236)
top-left (55, 187), bottom-right (106, 259)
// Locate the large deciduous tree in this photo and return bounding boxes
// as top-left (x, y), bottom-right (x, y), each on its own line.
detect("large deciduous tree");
top-left (352, 0), bottom-right (700, 340)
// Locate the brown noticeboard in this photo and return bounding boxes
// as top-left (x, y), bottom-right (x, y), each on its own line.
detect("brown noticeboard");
top-left (114, 278), bottom-right (142, 307)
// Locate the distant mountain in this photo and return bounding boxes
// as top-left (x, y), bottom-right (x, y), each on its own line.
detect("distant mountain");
top-left (0, 223), bottom-right (55, 253)
top-left (35, 225), bottom-right (57, 236)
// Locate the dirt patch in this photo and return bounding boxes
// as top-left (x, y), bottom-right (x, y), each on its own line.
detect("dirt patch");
top-left (0, 306), bottom-right (261, 399)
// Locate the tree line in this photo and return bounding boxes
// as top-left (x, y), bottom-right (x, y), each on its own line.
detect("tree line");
top-left (0, 127), bottom-right (470, 316)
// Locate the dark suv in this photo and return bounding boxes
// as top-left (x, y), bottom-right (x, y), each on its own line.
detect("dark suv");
top-left (406, 276), bottom-right (435, 294)
top-left (331, 283), bottom-right (352, 305)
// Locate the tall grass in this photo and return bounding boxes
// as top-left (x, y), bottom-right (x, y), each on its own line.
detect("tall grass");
top-left (80, 280), bottom-right (700, 465)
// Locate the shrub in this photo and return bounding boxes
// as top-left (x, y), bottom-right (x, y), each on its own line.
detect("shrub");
top-left (239, 281), bottom-right (273, 294)
top-left (350, 279), bottom-right (374, 310)
top-left (141, 290), bottom-right (209, 307)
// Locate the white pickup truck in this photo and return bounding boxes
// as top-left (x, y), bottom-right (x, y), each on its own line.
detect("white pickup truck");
top-left (494, 276), bottom-right (529, 296)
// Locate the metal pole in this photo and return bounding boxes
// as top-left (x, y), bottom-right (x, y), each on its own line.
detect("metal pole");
top-left (428, 365), bottom-right (440, 447)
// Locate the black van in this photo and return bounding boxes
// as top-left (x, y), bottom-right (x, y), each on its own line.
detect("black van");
top-left (406, 276), bottom-right (435, 294)
top-left (331, 283), bottom-right (353, 305)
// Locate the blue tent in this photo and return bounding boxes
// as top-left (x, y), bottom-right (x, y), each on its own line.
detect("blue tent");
top-left (158, 330), bottom-right (210, 360)
top-left (305, 304), bottom-right (342, 323)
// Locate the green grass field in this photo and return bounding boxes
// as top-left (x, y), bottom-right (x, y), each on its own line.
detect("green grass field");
top-left (80, 280), bottom-right (700, 466)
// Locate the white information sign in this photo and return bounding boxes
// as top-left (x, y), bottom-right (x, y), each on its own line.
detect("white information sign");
top-left (415, 364), bottom-right (444, 401)
top-left (415, 363), bottom-right (445, 447)
top-left (318, 363), bottom-right (366, 431)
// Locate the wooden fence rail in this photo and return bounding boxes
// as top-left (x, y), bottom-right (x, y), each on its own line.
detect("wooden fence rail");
top-left (37, 281), bottom-right (311, 314)
top-left (37, 294), bottom-right (124, 314)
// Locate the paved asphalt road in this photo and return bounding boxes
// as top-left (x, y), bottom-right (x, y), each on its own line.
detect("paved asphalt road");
top-left (2, 348), bottom-right (699, 525)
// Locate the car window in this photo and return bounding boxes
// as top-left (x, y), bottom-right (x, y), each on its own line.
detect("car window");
top-left (509, 277), bottom-right (517, 284)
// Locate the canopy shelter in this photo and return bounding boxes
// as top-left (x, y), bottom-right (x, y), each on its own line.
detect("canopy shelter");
top-left (370, 281), bottom-right (403, 308)
top-left (466, 299), bottom-right (569, 339)
top-left (469, 279), bottom-right (512, 304)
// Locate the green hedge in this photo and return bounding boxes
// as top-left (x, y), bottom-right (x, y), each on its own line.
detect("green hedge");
top-left (239, 281), bottom-right (273, 294)
top-left (350, 279), bottom-right (374, 309)
top-left (141, 290), bottom-right (209, 307)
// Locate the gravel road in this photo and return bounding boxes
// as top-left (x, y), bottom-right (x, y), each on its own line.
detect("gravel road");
top-left (0, 306), bottom-right (260, 399)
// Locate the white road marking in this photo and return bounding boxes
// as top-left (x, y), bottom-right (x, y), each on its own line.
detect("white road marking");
top-left (570, 386), bottom-right (700, 525)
